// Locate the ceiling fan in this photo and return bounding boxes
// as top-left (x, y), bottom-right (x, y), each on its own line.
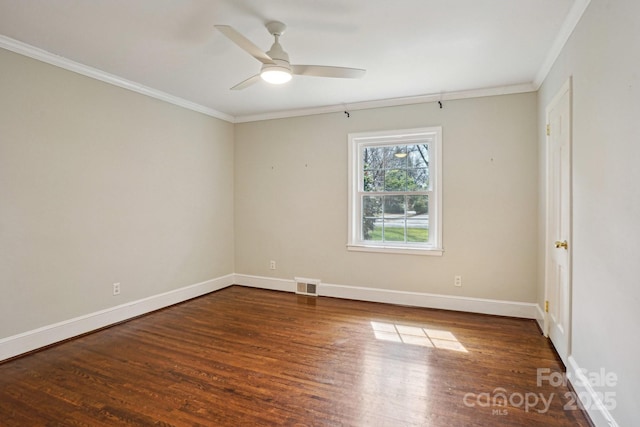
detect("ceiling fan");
top-left (214, 21), bottom-right (366, 90)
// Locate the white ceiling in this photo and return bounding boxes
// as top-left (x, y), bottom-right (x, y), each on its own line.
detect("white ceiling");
top-left (0, 0), bottom-right (581, 122)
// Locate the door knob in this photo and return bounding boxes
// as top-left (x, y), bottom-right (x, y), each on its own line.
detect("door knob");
top-left (554, 240), bottom-right (568, 250)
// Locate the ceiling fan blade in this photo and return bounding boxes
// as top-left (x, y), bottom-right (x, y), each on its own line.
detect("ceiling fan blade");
top-left (231, 74), bottom-right (261, 90)
top-left (215, 25), bottom-right (274, 65)
top-left (292, 65), bottom-right (366, 79)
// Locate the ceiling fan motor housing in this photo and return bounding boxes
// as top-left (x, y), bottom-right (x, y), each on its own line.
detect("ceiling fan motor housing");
top-left (261, 29), bottom-right (292, 83)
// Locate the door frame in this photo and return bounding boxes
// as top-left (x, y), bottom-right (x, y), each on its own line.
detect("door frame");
top-left (543, 77), bottom-right (573, 357)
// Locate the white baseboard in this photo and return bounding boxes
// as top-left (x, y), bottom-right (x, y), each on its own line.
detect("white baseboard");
top-left (536, 303), bottom-right (546, 332)
top-left (0, 274), bottom-right (234, 362)
top-left (234, 274), bottom-right (296, 292)
top-left (567, 356), bottom-right (619, 427)
top-left (320, 283), bottom-right (538, 318)
top-left (233, 274), bottom-right (538, 319)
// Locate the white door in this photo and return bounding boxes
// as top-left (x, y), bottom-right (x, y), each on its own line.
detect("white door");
top-left (544, 79), bottom-right (572, 366)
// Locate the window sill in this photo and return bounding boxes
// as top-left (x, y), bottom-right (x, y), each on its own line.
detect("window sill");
top-left (347, 244), bottom-right (443, 256)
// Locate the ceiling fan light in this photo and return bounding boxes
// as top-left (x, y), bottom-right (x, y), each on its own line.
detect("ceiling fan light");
top-left (260, 66), bottom-right (292, 84)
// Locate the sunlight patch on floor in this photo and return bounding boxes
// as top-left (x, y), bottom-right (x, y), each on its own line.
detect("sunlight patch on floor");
top-left (370, 321), bottom-right (468, 352)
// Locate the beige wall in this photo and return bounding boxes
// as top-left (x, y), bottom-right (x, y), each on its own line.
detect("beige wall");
top-left (0, 49), bottom-right (235, 338)
top-left (235, 93), bottom-right (538, 302)
top-left (537, 1), bottom-right (639, 425)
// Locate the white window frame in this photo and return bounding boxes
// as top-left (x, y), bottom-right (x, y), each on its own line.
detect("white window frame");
top-left (347, 127), bottom-right (443, 256)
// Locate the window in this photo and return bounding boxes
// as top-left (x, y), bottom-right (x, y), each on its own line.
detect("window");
top-left (348, 127), bottom-right (442, 255)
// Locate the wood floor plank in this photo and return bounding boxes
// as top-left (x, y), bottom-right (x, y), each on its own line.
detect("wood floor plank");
top-left (0, 286), bottom-right (592, 426)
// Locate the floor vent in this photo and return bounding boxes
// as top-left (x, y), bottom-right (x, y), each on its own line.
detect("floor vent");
top-left (294, 277), bottom-right (320, 296)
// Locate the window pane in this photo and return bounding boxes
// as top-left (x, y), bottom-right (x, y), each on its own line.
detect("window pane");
top-left (363, 169), bottom-right (384, 192)
top-left (382, 219), bottom-right (406, 242)
top-left (408, 195), bottom-right (428, 215)
top-left (384, 170), bottom-right (406, 191)
top-left (362, 196), bottom-right (382, 241)
top-left (384, 195), bottom-right (406, 216)
top-left (407, 168), bottom-right (429, 190)
top-left (363, 146), bottom-right (384, 170)
top-left (382, 195), bottom-right (406, 242)
top-left (407, 195), bottom-right (428, 243)
top-left (406, 219), bottom-right (429, 243)
top-left (408, 144), bottom-right (429, 168)
top-left (385, 146), bottom-right (407, 169)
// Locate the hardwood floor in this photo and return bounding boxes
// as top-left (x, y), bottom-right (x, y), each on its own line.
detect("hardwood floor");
top-left (0, 286), bottom-right (591, 426)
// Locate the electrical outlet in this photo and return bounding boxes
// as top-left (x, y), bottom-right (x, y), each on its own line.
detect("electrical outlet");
top-left (454, 276), bottom-right (462, 287)
top-left (269, 260), bottom-right (276, 270)
top-left (113, 282), bottom-right (121, 295)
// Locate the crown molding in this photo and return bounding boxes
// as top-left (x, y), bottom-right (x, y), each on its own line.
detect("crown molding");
top-left (0, 35), bottom-right (234, 123)
top-left (234, 82), bottom-right (537, 123)
top-left (533, 0), bottom-right (591, 88)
